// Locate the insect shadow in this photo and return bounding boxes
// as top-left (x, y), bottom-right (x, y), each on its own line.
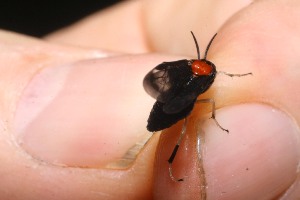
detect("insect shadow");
top-left (143, 31), bottom-right (252, 181)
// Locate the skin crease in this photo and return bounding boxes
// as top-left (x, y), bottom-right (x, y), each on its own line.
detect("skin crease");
top-left (0, 0), bottom-right (300, 199)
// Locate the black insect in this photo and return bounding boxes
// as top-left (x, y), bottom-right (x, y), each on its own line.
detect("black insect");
top-left (143, 31), bottom-right (252, 181)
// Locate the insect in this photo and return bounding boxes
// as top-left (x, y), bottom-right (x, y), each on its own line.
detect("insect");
top-left (143, 31), bottom-right (252, 181)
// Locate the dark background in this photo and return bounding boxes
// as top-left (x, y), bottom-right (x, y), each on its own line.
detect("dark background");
top-left (0, 0), bottom-right (120, 37)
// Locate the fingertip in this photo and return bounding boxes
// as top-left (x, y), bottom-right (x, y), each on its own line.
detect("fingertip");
top-left (153, 104), bottom-right (300, 200)
top-left (203, 104), bottom-right (300, 199)
top-left (143, 0), bottom-right (251, 56)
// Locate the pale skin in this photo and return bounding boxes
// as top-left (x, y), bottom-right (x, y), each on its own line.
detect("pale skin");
top-left (1, 0), bottom-right (300, 199)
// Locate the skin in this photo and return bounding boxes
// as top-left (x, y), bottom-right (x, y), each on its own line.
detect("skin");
top-left (1, 0), bottom-right (300, 199)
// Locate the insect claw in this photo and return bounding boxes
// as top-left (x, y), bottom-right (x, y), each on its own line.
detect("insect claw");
top-left (169, 163), bottom-right (185, 182)
top-left (211, 117), bottom-right (229, 133)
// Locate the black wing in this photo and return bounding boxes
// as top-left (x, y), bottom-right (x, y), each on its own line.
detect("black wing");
top-left (147, 100), bottom-right (196, 132)
top-left (163, 73), bottom-right (216, 114)
top-left (143, 60), bottom-right (192, 103)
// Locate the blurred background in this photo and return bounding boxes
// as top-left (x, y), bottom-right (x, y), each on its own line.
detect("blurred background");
top-left (0, 0), bottom-right (120, 37)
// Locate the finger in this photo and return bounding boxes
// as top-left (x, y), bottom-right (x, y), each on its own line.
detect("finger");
top-left (44, 1), bottom-right (149, 53)
top-left (142, 0), bottom-right (252, 56)
top-left (0, 30), bottom-right (173, 199)
top-left (152, 0), bottom-right (300, 199)
top-left (154, 104), bottom-right (299, 200)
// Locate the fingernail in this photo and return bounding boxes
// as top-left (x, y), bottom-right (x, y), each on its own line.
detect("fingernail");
top-left (202, 104), bottom-right (300, 199)
top-left (14, 59), bottom-right (152, 168)
top-left (153, 104), bottom-right (300, 199)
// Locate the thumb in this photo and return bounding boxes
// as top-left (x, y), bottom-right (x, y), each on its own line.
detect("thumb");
top-left (0, 30), bottom-right (161, 199)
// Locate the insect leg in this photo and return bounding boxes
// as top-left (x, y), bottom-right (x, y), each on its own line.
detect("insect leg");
top-left (196, 99), bottom-right (229, 133)
top-left (218, 71), bottom-right (253, 77)
top-left (168, 118), bottom-right (188, 182)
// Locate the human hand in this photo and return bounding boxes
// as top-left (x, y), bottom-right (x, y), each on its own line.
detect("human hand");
top-left (1, 0), bottom-right (300, 199)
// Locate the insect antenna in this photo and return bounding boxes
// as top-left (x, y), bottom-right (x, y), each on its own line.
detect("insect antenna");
top-left (190, 31), bottom-right (200, 60)
top-left (204, 33), bottom-right (217, 59)
top-left (168, 118), bottom-right (188, 182)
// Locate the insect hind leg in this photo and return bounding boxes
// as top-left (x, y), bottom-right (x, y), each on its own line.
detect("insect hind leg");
top-left (168, 118), bottom-right (188, 182)
top-left (196, 99), bottom-right (229, 133)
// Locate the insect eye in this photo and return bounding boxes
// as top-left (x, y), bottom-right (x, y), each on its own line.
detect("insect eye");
top-left (191, 60), bottom-right (213, 76)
